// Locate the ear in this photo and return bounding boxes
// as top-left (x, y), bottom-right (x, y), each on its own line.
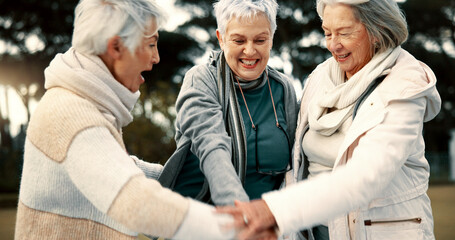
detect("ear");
top-left (106, 36), bottom-right (124, 60)
top-left (216, 29), bottom-right (225, 50)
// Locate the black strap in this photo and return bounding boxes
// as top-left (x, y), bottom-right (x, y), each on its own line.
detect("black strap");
top-left (352, 75), bottom-right (386, 119)
top-left (298, 75), bottom-right (387, 183)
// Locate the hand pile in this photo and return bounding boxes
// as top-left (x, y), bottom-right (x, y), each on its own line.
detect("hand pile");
top-left (217, 199), bottom-right (278, 240)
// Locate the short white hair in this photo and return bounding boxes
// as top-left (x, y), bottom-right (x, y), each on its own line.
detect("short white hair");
top-left (213, 0), bottom-right (278, 38)
top-left (72, 0), bottom-right (167, 55)
top-left (316, 0), bottom-right (408, 54)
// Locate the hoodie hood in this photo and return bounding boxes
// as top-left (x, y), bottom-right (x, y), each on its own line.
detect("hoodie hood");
top-left (415, 61), bottom-right (441, 122)
top-left (380, 49), bottom-right (441, 122)
top-left (44, 48), bottom-right (140, 129)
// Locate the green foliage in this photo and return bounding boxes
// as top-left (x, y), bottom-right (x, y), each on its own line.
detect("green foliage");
top-left (123, 116), bottom-right (176, 165)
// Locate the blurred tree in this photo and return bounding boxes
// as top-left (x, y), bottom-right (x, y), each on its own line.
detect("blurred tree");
top-left (400, 0), bottom-right (455, 154)
top-left (0, 0), bottom-right (454, 190)
top-left (0, 0), bottom-right (77, 121)
top-left (0, 0), bottom-right (203, 192)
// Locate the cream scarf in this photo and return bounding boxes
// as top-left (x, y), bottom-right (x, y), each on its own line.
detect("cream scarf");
top-left (308, 47), bottom-right (401, 136)
top-left (44, 47), bottom-right (140, 129)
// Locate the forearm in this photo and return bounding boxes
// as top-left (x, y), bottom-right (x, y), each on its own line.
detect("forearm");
top-left (203, 149), bottom-right (249, 205)
top-left (176, 73), bottom-right (249, 205)
top-left (65, 127), bottom-right (187, 236)
top-left (108, 174), bottom-right (188, 237)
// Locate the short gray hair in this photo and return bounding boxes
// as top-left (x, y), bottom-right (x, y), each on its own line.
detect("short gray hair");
top-left (213, 0), bottom-right (278, 38)
top-left (316, 0), bottom-right (408, 54)
top-left (72, 0), bottom-right (167, 55)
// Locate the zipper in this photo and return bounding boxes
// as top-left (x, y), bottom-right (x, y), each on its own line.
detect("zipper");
top-left (364, 217), bottom-right (422, 226)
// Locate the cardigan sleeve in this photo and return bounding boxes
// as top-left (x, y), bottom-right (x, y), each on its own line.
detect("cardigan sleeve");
top-left (64, 126), bottom-right (187, 237)
top-left (65, 126), bottom-right (236, 238)
top-left (175, 65), bottom-right (249, 205)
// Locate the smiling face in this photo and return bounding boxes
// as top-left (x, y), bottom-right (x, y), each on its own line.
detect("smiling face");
top-left (322, 3), bottom-right (373, 80)
top-left (114, 20), bottom-right (160, 92)
top-left (216, 13), bottom-right (273, 81)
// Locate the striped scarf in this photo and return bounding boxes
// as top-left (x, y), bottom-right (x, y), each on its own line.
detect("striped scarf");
top-left (215, 51), bottom-right (248, 183)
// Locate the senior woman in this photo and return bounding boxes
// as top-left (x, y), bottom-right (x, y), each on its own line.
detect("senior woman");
top-left (158, 0), bottom-right (298, 207)
top-left (14, 0), bottom-right (235, 239)
top-left (219, 0), bottom-right (441, 239)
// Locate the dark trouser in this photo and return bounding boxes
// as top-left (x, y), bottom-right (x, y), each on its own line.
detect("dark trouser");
top-left (313, 225), bottom-right (329, 240)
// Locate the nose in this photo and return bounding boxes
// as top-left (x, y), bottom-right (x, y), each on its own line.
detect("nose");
top-left (327, 36), bottom-right (342, 52)
top-left (243, 41), bottom-right (256, 56)
top-left (151, 48), bottom-right (160, 64)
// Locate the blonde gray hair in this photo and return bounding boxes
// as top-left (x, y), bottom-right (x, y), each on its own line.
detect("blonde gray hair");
top-left (317, 0), bottom-right (408, 54)
top-left (72, 0), bottom-right (167, 55)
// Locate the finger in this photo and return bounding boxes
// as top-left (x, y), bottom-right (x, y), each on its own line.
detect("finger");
top-left (237, 222), bottom-right (264, 240)
top-left (224, 212), bottom-right (250, 230)
top-left (234, 200), bottom-right (247, 207)
top-left (237, 219), bottom-right (277, 239)
top-left (242, 227), bottom-right (277, 240)
top-left (255, 228), bottom-right (278, 240)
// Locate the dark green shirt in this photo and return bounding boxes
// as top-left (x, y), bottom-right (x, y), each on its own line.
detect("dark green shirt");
top-left (238, 78), bottom-right (290, 199)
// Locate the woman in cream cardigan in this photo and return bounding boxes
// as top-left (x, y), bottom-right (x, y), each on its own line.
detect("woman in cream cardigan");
top-left (220, 0), bottom-right (441, 239)
top-left (15, 0), bottom-right (234, 239)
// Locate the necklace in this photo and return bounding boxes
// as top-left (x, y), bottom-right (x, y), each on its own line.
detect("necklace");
top-left (235, 71), bottom-right (293, 176)
top-left (234, 71), bottom-right (280, 130)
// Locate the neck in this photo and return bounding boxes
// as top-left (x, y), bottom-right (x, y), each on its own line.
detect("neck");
top-left (233, 72), bottom-right (266, 91)
top-left (98, 53), bottom-right (116, 78)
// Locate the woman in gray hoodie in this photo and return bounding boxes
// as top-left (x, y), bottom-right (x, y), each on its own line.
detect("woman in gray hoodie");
top-left (159, 0), bottom-right (298, 207)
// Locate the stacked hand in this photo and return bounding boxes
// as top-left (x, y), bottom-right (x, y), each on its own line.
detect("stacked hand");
top-left (217, 199), bottom-right (278, 240)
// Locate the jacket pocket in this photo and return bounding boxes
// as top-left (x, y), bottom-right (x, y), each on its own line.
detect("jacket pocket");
top-left (364, 217), bottom-right (423, 240)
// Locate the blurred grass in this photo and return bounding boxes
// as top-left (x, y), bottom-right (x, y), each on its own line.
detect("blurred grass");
top-left (428, 184), bottom-right (455, 240)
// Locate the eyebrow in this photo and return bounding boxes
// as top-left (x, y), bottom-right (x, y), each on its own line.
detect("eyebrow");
top-left (321, 25), bottom-right (352, 31)
top-left (146, 35), bottom-right (159, 41)
top-left (229, 31), bottom-right (270, 38)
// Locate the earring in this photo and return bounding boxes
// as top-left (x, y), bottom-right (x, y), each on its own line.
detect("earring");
top-left (374, 41), bottom-right (379, 49)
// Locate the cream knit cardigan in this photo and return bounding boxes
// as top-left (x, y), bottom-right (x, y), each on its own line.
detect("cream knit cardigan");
top-left (15, 48), bottom-right (233, 240)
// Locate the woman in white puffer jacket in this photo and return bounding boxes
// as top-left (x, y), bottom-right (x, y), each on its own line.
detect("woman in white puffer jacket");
top-left (219, 0), bottom-right (441, 239)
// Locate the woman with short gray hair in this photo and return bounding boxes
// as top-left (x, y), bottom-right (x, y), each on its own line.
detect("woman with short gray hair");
top-left (159, 0), bottom-right (298, 212)
top-left (219, 0), bottom-right (440, 239)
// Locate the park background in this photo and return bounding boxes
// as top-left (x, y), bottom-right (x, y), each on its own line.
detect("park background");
top-left (0, 0), bottom-right (454, 239)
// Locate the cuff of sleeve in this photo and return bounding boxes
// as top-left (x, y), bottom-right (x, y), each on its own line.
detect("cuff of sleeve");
top-left (131, 155), bottom-right (164, 179)
top-left (262, 190), bottom-right (294, 235)
top-left (173, 199), bottom-right (235, 240)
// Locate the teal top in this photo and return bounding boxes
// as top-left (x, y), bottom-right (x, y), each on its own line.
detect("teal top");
top-left (239, 77), bottom-right (290, 199)
top-left (174, 77), bottom-right (290, 201)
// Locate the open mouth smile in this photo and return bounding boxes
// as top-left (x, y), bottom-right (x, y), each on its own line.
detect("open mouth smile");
top-left (337, 53), bottom-right (350, 60)
top-left (240, 59), bottom-right (259, 68)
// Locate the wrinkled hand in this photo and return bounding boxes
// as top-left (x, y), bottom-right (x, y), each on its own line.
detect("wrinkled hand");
top-left (217, 199), bottom-right (278, 240)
